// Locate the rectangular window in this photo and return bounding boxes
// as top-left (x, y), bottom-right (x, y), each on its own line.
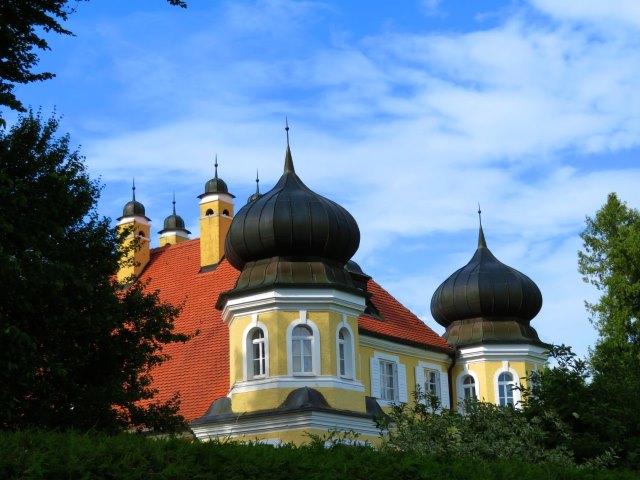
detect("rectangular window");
top-left (380, 360), bottom-right (397, 401)
top-left (338, 342), bottom-right (346, 377)
top-left (424, 369), bottom-right (438, 396)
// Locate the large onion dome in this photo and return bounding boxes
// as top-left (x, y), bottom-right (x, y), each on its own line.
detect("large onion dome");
top-left (224, 144), bottom-right (360, 271)
top-left (158, 196), bottom-right (191, 235)
top-left (217, 128), bottom-right (361, 303)
top-left (430, 222), bottom-right (543, 346)
top-left (119, 179), bottom-right (150, 221)
top-left (198, 157), bottom-right (235, 199)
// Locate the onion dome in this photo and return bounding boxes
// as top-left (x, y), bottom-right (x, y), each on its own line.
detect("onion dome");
top-left (119, 179), bottom-right (150, 221)
top-left (199, 156), bottom-right (235, 198)
top-left (247, 170), bottom-right (263, 203)
top-left (159, 195), bottom-right (191, 235)
top-left (217, 123), bottom-right (361, 304)
top-left (224, 133), bottom-right (360, 271)
top-left (430, 219), bottom-right (543, 346)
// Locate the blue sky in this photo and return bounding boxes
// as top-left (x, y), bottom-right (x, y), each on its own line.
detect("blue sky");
top-left (8, 0), bottom-right (640, 358)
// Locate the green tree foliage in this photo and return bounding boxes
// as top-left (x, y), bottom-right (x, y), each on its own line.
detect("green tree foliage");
top-left (0, 111), bottom-right (189, 432)
top-left (579, 193), bottom-right (640, 466)
top-left (378, 391), bottom-right (574, 466)
top-left (0, 0), bottom-right (187, 116)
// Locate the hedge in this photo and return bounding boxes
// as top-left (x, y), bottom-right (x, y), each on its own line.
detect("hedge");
top-left (0, 431), bottom-right (636, 480)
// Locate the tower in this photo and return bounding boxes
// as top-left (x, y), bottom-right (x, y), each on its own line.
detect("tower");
top-left (193, 125), bottom-right (372, 443)
top-left (198, 157), bottom-right (235, 268)
top-left (117, 180), bottom-right (151, 282)
top-left (430, 213), bottom-right (548, 409)
top-left (158, 195), bottom-right (191, 247)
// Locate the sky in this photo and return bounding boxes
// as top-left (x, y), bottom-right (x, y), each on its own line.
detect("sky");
top-left (7, 0), bottom-right (640, 359)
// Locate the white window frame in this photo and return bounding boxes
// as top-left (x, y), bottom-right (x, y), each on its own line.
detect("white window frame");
top-left (456, 369), bottom-right (480, 410)
top-left (370, 352), bottom-right (407, 405)
top-left (335, 320), bottom-right (355, 380)
top-left (494, 365), bottom-right (521, 408)
top-left (286, 313), bottom-right (321, 376)
top-left (462, 375), bottom-right (477, 400)
top-left (241, 319), bottom-right (270, 381)
top-left (415, 361), bottom-right (449, 409)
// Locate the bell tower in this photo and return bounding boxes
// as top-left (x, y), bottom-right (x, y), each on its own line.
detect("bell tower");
top-left (159, 195), bottom-right (191, 247)
top-left (199, 157), bottom-right (234, 268)
top-left (117, 180), bottom-right (151, 282)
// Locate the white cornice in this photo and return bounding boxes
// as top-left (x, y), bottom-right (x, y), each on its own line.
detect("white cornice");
top-left (229, 375), bottom-right (365, 395)
top-left (359, 334), bottom-right (452, 364)
top-left (457, 344), bottom-right (549, 364)
top-left (117, 215), bottom-right (150, 226)
top-left (222, 289), bottom-right (366, 325)
top-left (191, 410), bottom-right (380, 441)
top-left (199, 193), bottom-right (234, 204)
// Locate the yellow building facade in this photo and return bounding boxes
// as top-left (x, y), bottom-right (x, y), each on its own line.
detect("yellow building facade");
top-left (119, 133), bottom-right (548, 444)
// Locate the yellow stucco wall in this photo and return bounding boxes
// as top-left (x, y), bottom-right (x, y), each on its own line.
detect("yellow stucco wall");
top-left (451, 359), bottom-right (539, 409)
top-left (159, 233), bottom-right (188, 247)
top-left (116, 219), bottom-right (150, 282)
top-left (199, 197), bottom-right (233, 267)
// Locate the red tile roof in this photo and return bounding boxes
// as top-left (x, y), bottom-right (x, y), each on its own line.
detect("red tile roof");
top-left (139, 239), bottom-right (450, 421)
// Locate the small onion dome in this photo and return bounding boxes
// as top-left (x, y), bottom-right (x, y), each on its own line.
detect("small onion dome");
top-left (118, 180), bottom-right (150, 221)
top-left (158, 198), bottom-right (191, 235)
top-left (430, 225), bottom-right (542, 329)
top-left (198, 157), bottom-right (235, 199)
top-left (224, 144), bottom-right (360, 271)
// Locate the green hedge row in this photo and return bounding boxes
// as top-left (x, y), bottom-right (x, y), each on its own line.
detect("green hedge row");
top-left (0, 431), bottom-right (636, 480)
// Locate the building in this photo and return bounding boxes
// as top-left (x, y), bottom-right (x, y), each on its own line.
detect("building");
top-left (116, 130), bottom-right (549, 443)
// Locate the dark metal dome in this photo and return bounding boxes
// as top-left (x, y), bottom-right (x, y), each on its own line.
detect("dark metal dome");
top-left (198, 158), bottom-right (235, 198)
top-left (430, 225), bottom-right (542, 330)
top-left (123, 199), bottom-right (146, 217)
top-left (224, 145), bottom-right (360, 271)
top-left (158, 198), bottom-right (191, 235)
top-left (119, 180), bottom-right (149, 220)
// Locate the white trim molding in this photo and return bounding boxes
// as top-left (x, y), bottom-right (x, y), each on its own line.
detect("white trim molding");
top-left (117, 215), bottom-right (150, 227)
top-left (229, 375), bottom-right (365, 395)
top-left (494, 366), bottom-right (522, 408)
top-left (241, 318), bottom-right (270, 381)
top-left (336, 318), bottom-right (356, 380)
top-left (191, 410), bottom-right (380, 441)
top-left (359, 335), bottom-right (452, 365)
top-left (456, 369), bottom-right (481, 407)
top-left (370, 352), bottom-right (408, 406)
top-left (222, 289), bottom-right (366, 326)
top-left (286, 316), bottom-right (321, 377)
top-left (198, 193), bottom-right (234, 205)
top-left (416, 360), bottom-right (450, 409)
top-left (457, 343), bottom-right (548, 365)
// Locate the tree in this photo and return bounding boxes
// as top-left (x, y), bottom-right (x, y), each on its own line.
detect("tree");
top-left (0, 111), bottom-right (189, 432)
top-left (579, 193), bottom-right (640, 368)
top-left (578, 193), bottom-right (640, 467)
top-left (0, 0), bottom-right (187, 117)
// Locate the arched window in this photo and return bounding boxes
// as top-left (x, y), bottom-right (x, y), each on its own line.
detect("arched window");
top-left (498, 372), bottom-right (514, 406)
top-left (463, 375), bottom-right (476, 400)
top-left (205, 209), bottom-right (214, 216)
top-left (249, 328), bottom-right (266, 379)
top-left (291, 325), bottom-right (313, 374)
top-left (138, 231), bottom-right (145, 237)
top-left (337, 327), bottom-right (353, 378)
top-left (222, 209), bottom-right (230, 216)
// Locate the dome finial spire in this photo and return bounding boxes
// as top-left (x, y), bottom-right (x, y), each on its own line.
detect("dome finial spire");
top-left (255, 169), bottom-right (260, 194)
top-left (477, 203), bottom-right (487, 248)
top-left (214, 154), bottom-right (219, 179)
top-left (284, 117), bottom-right (295, 174)
top-left (132, 177), bottom-right (136, 201)
top-left (172, 192), bottom-right (177, 215)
